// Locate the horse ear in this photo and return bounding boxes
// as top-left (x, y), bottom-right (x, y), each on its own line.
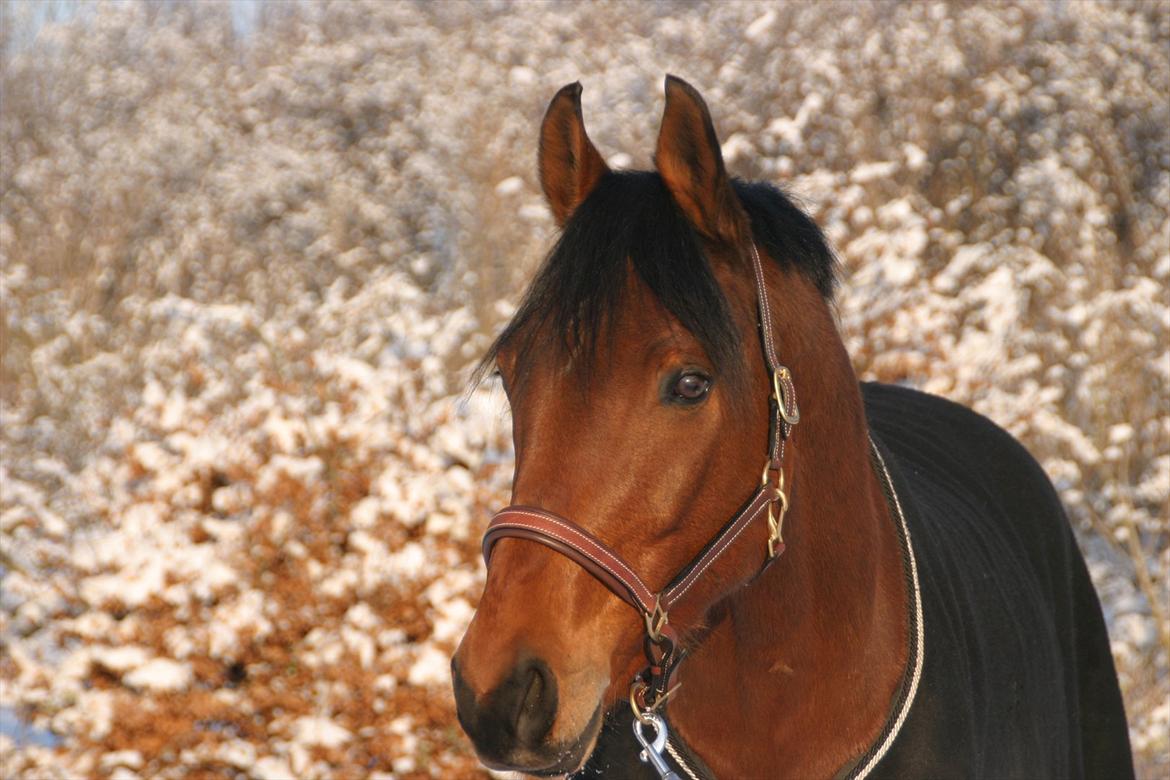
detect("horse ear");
top-left (654, 75), bottom-right (748, 244)
top-left (538, 82), bottom-right (610, 227)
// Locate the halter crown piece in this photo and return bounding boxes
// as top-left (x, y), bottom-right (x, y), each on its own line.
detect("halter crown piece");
top-left (481, 241), bottom-right (798, 776)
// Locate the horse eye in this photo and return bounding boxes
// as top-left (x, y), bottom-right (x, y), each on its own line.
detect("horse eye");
top-left (671, 372), bottom-right (711, 403)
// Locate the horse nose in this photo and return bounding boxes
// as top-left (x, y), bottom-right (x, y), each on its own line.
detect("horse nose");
top-left (512, 657), bottom-right (557, 745)
top-left (452, 654), bottom-right (559, 760)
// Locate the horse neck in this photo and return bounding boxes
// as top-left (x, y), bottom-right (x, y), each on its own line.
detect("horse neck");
top-left (676, 275), bottom-right (909, 776)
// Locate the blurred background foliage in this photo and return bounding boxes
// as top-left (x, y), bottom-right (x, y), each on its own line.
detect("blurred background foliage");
top-left (1, 1), bottom-right (1166, 778)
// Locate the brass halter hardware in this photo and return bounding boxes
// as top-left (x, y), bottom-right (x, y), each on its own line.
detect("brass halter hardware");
top-left (629, 677), bottom-right (681, 724)
top-left (644, 596), bottom-right (669, 643)
top-left (774, 366), bottom-right (800, 426)
top-left (767, 487), bottom-right (790, 560)
top-left (761, 464), bottom-right (789, 560)
top-left (629, 680), bottom-right (656, 725)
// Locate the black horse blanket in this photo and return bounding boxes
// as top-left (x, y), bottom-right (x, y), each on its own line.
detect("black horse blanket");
top-left (863, 382), bottom-right (1132, 779)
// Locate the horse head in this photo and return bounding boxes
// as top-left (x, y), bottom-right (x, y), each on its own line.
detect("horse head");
top-left (452, 76), bottom-right (836, 775)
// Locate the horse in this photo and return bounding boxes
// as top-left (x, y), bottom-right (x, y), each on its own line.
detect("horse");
top-left (451, 76), bottom-right (1134, 779)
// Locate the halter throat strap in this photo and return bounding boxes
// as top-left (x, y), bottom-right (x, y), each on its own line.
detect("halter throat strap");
top-left (749, 241), bottom-right (799, 460)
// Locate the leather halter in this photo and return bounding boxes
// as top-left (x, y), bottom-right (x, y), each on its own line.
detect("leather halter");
top-left (481, 241), bottom-right (799, 709)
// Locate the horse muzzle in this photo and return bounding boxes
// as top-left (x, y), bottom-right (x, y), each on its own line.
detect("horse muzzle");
top-left (451, 652), bottom-right (602, 775)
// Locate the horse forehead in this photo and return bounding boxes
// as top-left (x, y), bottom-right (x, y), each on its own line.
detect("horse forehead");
top-left (512, 315), bottom-right (685, 427)
top-left (607, 273), bottom-right (702, 352)
top-left (612, 301), bottom-right (697, 360)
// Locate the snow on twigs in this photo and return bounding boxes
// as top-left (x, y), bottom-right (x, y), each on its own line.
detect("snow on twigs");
top-left (1, 1), bottom-right (1167, 778)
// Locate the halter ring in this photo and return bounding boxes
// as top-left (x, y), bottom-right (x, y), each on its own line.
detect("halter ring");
top-left (630, 680), bottom-right (656, 724)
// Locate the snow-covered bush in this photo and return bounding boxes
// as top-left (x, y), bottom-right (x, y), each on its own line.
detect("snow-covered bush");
top-left (1, 1), bottom-right (1165, 777)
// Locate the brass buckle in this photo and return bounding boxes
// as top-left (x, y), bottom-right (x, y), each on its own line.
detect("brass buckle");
top-left (773, 367), bottom-right (800, 425)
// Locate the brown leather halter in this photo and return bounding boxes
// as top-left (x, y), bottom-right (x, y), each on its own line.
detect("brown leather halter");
top-left (482, 241), bottom-right (799, 715)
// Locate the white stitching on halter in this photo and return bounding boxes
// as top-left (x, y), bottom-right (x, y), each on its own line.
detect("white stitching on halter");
top-left (488, 518), bottom-right (654, 611)
top-left (490, 509), bottom-right (654, 605)
top-left (749, 242), bottom-right (779, 369)
top-left (663, 493), bottom-right (771, 608)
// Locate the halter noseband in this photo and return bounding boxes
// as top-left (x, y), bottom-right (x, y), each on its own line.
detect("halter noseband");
top-left (481, 241), bottom-right (799, 731)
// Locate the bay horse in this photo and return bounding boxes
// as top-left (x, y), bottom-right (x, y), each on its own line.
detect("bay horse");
top-left (451, 76), bottom-right (1133, 779)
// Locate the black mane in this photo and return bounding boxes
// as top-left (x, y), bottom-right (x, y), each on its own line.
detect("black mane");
top-left (479, 171), bottom-right (836, 387)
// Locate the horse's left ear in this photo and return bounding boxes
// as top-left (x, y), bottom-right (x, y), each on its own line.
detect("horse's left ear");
top-left (655, 75), bottom-right (749, 244)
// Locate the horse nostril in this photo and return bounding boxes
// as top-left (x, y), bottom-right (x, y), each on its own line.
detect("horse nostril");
top-left (513, 658), bottom-right (557, 747)
top-left (452, 653), bottom-right (559, 759)
top-left (517, 664), bottom-right (544, 723)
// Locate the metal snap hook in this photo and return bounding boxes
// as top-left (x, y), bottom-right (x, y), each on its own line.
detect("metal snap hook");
top-left (632, 711), bottom-right (680, 780)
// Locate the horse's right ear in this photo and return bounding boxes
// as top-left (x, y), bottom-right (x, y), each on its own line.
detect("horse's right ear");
top-left (539, 82), bottom-right (610, 227)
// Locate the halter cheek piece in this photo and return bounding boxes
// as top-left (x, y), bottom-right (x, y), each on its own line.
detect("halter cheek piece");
top-left (481, 242), bottom-right (799, 733)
